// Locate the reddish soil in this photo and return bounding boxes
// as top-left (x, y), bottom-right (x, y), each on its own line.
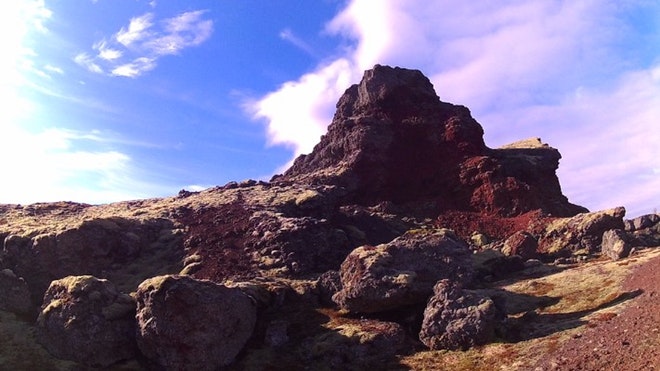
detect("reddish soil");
top-left (535, 253), bottom-right (660, 370)
top-left (178, 203), bottom-right (260, 282)
top-left (434, 209), bottom-right (551, 241)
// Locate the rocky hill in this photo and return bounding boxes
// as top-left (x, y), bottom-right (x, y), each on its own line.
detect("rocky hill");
top-left (1, 65), bottom-right (658, 370)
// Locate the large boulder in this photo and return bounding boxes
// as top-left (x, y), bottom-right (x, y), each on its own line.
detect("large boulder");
top-left (419, 279), bottom-right (500, 350)
top-left (625, 213), bottom-right (660, 231)
top-left (601, 229), bottom-right (633, 260)
top-left (538, 207), bottom-right (626, 255)
top-left (36, 275), bottom-right (137, 367)
top-left (298, 319), bottom-right (406, 370)
top-left (276, 65), bottom-right (585, 217)
top-left (0, 268), bottom-right (32, 315)
top-left (332, 229), bottom-right (473, 313)
top-left (135, 275), bottom-right (257, 370)
top-left (502, 231), bottom-right (538, 260)
top-left (3, 217), bottom-right (175, 302)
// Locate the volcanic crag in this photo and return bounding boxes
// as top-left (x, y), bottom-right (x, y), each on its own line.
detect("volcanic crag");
top-left (1, 65), bottom-right (658, 370)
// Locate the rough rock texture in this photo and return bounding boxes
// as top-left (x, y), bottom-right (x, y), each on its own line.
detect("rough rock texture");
top-left (2, 217), bottom-right (179, 303)
top-left (0, 65), bottom-right (611, 369)
top-left (277, 65), bottom-right (586, 217)
top-left (36, 275), bottom-right (137, 367)
top-left (601, 229), bottom-right (633, 260)
top-left (299, 319), bottom-right (406, 369)
top-left (419, 279), bottom-right (500, 350)
top-left (538, 207), bottom-right (626, 255)
top-left (624, 213), bottom-right (660, 231)
top-left (332, 229), bottom-right (473, 313)
top-left (0, 268), bottom-right (32, 315)
top-left (135, 275), bottom-right (257, 370)
top-left (502, 231), bottom-right (538, 260)
top-left (625, 213), bottom-right (660, 247)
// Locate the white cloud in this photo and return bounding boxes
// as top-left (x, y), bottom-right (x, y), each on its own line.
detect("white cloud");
top-left (249, 58), bottom-right (358, 157)
top-left (74, 52), bottom-right (104, 74)
top-left (111, 57), bottom-right (156, 77)
top-left (44, 64), bottom-right (63, 74)
top-left (95, 40), bottom-right (123, 60)
top-left (250, 0), bottom-right (660, 216)
top-left (116, 13), bottom-right (154, 47)
top-left (0, 125), bottom-right (145, 204)
top-left (279, 28), bottom-right (316, 57)
top-left (75, 10), bottom-right (213, 78)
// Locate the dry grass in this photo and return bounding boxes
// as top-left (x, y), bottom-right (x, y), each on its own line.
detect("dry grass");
top-left (399, 248), bottom-right (660, 370)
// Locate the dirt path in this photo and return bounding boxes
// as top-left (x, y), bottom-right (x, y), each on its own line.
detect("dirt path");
top-left (535, 250), bottom-right (660, 370)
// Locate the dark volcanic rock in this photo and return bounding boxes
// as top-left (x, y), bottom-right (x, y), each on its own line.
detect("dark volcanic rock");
top-left (502, 231), bottom-right (538, 260)
top-left (135, 275), bottom-right (257, 370)
top-left (2, 217), bottom-right (178, 304)
top-left (625, 213), bottom-right (660, 231)
top-left (299, 319), bottom-right (406, 369)
top-left (276, 65), bottom-right (585, 217)
top-left (332, 229), bottom-right (473, 313)
top-left (36, 275), bottom-right (137, 367)
top-left (0, 268), bottom-right (32, 315)
top-left (419, 279), bottom-right (500, 350)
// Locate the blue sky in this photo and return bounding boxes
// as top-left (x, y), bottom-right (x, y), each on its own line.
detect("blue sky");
top-left (2, 1), bottom-right (659, 217)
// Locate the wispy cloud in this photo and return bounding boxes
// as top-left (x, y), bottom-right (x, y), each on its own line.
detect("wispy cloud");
top-left (43, 64), bottom-right (64, 75)
top-left (248, 0), bottom-right (660, 216)
top-left (116, 13), bottom-right (154, 47)
top-left (74, 10), bottom-right (213, 78)
top-left (74, 52), bottom-right (104, 74)
top-left (279, 28), bottom-right (317, 57)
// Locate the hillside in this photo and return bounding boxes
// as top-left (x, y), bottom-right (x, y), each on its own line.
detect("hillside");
top-left (1, 65), bottom-right (658, 370)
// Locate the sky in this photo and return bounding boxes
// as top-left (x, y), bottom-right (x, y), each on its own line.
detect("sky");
top-left (2, 0), bottom-right (659, 218)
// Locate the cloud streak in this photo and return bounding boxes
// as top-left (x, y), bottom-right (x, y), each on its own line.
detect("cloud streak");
top-left (249, 0), bottom-right (660, 216)
top-left (74, 10), bottom-right (213, 78)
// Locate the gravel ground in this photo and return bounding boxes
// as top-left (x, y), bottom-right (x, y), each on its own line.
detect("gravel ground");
top-left (535, 251), bottom-right (660, 371)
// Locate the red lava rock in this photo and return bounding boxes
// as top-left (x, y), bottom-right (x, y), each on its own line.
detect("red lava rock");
top-left (276, 65), bottom-right (586, 218)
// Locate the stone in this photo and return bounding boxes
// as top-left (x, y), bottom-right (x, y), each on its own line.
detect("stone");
top-left (299, 318), bottom-right (406, 369)
top-left (332, 229), bottom-right (473, 313)
top-left (36, 275), bottom-right (137, 367)
top-left (276, 65), bottom-right (585, 217)
top-left (502, 231), bottom-right (538, 260)
top-left (538, 207), bottom-right (626, 255)
top-left (4, 218), bottom-right (175, 303)
top-left (627, 213), bottom-right (660, 231)
top-left (419, 279), bottom-right (500, 350)
top-left (317, 270), bottom-right (342, 307)
top-left (0, 268), bottom-right (32, 315)
top-left (601, 229), bottom-right (633, 260)
top-left (135, 275), bottom-right (257, 370)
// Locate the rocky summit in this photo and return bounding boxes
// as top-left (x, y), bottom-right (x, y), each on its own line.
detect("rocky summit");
top-left (278, 65), bottom-right (586, 217)
top-left (1, 65), bottom-right (659, 370)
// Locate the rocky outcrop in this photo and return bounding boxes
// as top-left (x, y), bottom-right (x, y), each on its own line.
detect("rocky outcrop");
top-left (276, 65), bottom-right (586, 217)
top-left (2, 217), bottom-right (179, 303)
top-left (0, 268), bottom-right (31, 315)
top-left (36, 275), bottom-right (137, 367)
top-left (625, 213), bottom-right (660, 231)
top-left (625, 213), bottom-right (660, 248)
top-left (601, 229), bottom-right (633, 260)
top-left (298, 319), bottom-right (406, 369)
top-left (135, 275), bottom-right (257, 370)
top-left (419, 279), bottom-right (500, 350)
top-left (0, 65), bottom-right (625, 369)
top-left (502, 231), bottom-right (538, 260)
top-left (538, 207), bottom-right (626, 255)
top-left (332, 229), bottom-right (472, 313)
